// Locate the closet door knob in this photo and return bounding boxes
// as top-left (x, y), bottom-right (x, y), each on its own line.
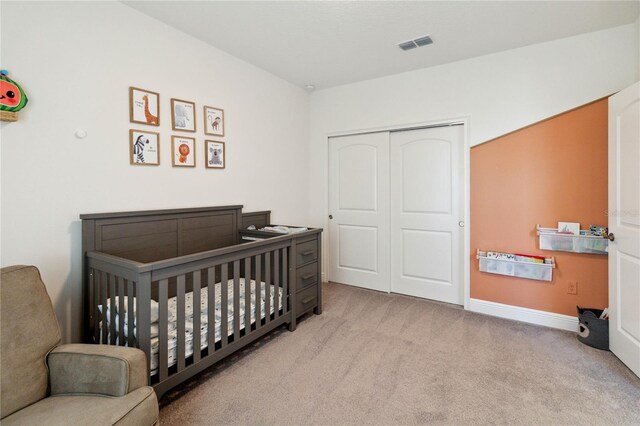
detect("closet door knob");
top-left (458, 221), bottom-right (465, 227)
top-left (329, 215), bottom-right (333, 220)
top-left (607, 233), bottom-right (615, 242)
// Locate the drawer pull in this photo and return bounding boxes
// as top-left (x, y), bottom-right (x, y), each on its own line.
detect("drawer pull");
top-left (301, 274), bottom-right (315, 280)
top-left (301, 297), bottom-right (315, 305)
top-left (300, 251), bottom-right (314, 256)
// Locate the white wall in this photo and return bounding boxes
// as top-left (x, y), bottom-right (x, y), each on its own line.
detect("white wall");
top-left (0, 1), bottom-right (310, 342)
top-left (309, 22), bottom-right (638, 276)
top-left (635, 15), bottom-right (640, 81)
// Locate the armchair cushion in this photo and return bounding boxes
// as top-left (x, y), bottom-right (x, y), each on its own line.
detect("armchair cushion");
top-left (48, 344), bottom-right (148, 397)
top-left (0, 265), bottom-right (61, 418)
top-left (1, 386), bottom-right (158, 426)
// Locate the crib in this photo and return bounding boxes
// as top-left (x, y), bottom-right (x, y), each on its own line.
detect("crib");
top-left (81, 205), bottom-right (322, 397)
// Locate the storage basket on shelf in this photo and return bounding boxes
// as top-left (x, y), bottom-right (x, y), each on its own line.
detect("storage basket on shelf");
top-left (476, 249), bottom-right (555, 282)
top-left (536, 225), bottom-right (608, 255)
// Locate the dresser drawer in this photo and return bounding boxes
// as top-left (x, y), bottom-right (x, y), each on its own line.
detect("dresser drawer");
top-left (296, 239), bottom-right (317, 265)
top-left (296, 285), bottom-right (318, 317)
top-left (296, 262), bottom-right (318, 291)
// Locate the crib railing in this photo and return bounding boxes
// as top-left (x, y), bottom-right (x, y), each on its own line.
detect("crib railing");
top-left (86, 235), bottom-right (295, 395)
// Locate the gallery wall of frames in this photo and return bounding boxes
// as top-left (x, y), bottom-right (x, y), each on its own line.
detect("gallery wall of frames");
top-left (129, 87), bottom-right (226, 169)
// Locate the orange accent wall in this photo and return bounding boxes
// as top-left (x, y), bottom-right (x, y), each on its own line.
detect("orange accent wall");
top-left (470, 99), bottom-right (608, 317)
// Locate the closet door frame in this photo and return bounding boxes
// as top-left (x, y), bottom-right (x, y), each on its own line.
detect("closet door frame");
top-left (323, 117), bottom-right (471, 307)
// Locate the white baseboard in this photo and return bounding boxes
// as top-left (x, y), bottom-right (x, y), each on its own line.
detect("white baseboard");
top-left (467, 298), bottom-right (578, 332)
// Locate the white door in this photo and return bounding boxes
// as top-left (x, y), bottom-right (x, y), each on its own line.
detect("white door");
top-left (609, 82), bottom-right (640, 378)
top-left (390, 126), bottom-right (465, 304)
top-left (328, 132), bottom-right (390, 292)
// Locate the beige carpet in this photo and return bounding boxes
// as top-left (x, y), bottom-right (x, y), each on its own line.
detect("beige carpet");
top-left (160, 282), bottom-right (640, 425)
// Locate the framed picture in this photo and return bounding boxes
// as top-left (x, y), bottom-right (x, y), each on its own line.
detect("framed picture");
top-left (129, 129), bottom-right (160, 165)
top-left (171, 98), bottom-right (196, 132)
top-left (171, 136), bottom-right (196, 167)
top-left (204, 105), bottom-right (225, 136)
top-left (205, 140), bottom-right (225, 169)
top-left (129, 87), bottom-right (159, 126)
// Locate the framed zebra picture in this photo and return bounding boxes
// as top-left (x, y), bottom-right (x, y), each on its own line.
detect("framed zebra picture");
top-left (204, 105), bottom-right (224, 136)
top-left (129, 87), bottom-right (159, 126)
top-left (205, 140), bottom-right (225, 169)
top-left (130, 129), bottom-right (160, 166)
top-left (172, 136), bottom-right (196, 167)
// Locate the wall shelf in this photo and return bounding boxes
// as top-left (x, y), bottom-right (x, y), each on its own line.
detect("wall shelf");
top-left (476, 249), bottom-right (555, 282)
top-left (536, 225), bottom-right (608, 255)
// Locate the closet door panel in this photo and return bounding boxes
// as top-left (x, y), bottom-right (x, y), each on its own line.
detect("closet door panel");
top-left (328, 132), bottom-right (390, 292)
top-left (390, 126), bottom-right (464, 304)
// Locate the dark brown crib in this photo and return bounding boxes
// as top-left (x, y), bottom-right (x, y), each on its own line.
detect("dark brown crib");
top-left (80, 205), bottom-right (322, 398)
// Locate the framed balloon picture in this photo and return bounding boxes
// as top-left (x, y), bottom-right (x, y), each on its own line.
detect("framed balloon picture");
top-left (171, 136), bottom-right (196, 167)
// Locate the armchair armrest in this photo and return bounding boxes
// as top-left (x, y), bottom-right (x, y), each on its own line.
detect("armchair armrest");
top-left (47, 344), bottom-right (147, 397)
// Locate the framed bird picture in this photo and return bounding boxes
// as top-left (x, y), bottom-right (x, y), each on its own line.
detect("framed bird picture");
top-left (130, 129), bottom-right (160, 166)
top-left (204, 105), bottom-right (224, 136)
top-left (129, 87), bottom-right (159, 126)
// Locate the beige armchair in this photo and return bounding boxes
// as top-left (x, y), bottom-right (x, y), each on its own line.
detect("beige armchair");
top-left (0, 265), bottom-right (159, 425)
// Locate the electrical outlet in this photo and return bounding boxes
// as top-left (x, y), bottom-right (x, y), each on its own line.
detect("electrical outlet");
top-left (567, 281), bottom-right (578, 295)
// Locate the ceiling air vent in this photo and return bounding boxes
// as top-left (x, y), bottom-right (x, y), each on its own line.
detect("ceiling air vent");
top-left (398, 35), bottom-right (433, 51)
top-left (398, 40), bottom-right (418, 51)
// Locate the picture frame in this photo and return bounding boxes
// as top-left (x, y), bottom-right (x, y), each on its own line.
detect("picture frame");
top-left (204, 105), bottom-right (225, 136)
top-left (130, 129), bottom-right (160, 166)
top-left (205, 140), bottom-right (225, 169)
top-left (171, 98), bottom-right (196, 132)
top-left (129, 87), bottom-right (160, 126)
top-left (171, 136), bottom-right (196, 167)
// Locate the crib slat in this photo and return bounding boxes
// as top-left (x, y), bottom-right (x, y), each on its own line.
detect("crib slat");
top-left (244, 257), bottom-right (251, 334)
top-left (90, 269), bottom-right (104, 343)
top-left (274, 250), bottom-right (280, 318)
top-left (159, 279), bottom-right (169, 381)
top-left (221, 263), bottom-right (229, 346)
top-left (207, 266), bottom-right (215, 351)
top-left (233, 260), bottom-right (240, 340)
top-left (265, 253), bottom-right (271, 323)
top-left (118, 277), bottom-right (125, 346)
top-left (193, 271), bottom-right (201, 363)
top-left (127, 280), bottom-right (135, 347)
top-left (177, 274), bottom-right (186, 372)
top-left (282, 248), bottom-right (288, 313)
top-left (88, 269), bottom-right (95, 343)
top-left (255, 255), bottom-right (261, 329)
top-left (109, 275), bottom-right (117, 345)
top-left (101, 271), bottom-right (108, 344)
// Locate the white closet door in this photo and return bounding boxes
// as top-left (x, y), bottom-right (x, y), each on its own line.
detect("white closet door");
top-left (328, 133), bottom-right (390, 292)
top-left (390, 126), bottom-right (465, 304)
top-left (609, 82), bottom-right (640, 378)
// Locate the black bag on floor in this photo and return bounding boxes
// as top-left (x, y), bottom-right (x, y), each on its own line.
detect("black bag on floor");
top-left (577, 306), bottom-right (609, 351)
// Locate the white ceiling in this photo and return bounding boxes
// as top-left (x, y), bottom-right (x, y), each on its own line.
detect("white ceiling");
top-left (124, 1), bottom-right (639, 90)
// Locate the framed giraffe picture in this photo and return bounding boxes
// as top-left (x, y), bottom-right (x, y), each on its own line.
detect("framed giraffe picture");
top-left (130, 129), bottom-right (160, 166)
top-left (129, 87), bottom-right (159, 126)
top-left (205, 140), bottom-right (225, 169)
top-left (204, 105), bottom-right (224, 136)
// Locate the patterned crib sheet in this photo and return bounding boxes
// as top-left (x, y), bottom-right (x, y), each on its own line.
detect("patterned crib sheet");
top-left (102, 279), bottom-right (283, 373)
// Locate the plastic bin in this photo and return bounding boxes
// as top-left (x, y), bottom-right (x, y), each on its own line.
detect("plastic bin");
top-left (577, 306), bottom-right (609, 351)
top-left (477, 252), bottom-right (554, 282)
top-left (537, 226), bottom-right (608, 255)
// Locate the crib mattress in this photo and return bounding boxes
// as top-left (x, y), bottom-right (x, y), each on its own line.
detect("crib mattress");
top-left (101, 279), bottom-right (283, 374)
